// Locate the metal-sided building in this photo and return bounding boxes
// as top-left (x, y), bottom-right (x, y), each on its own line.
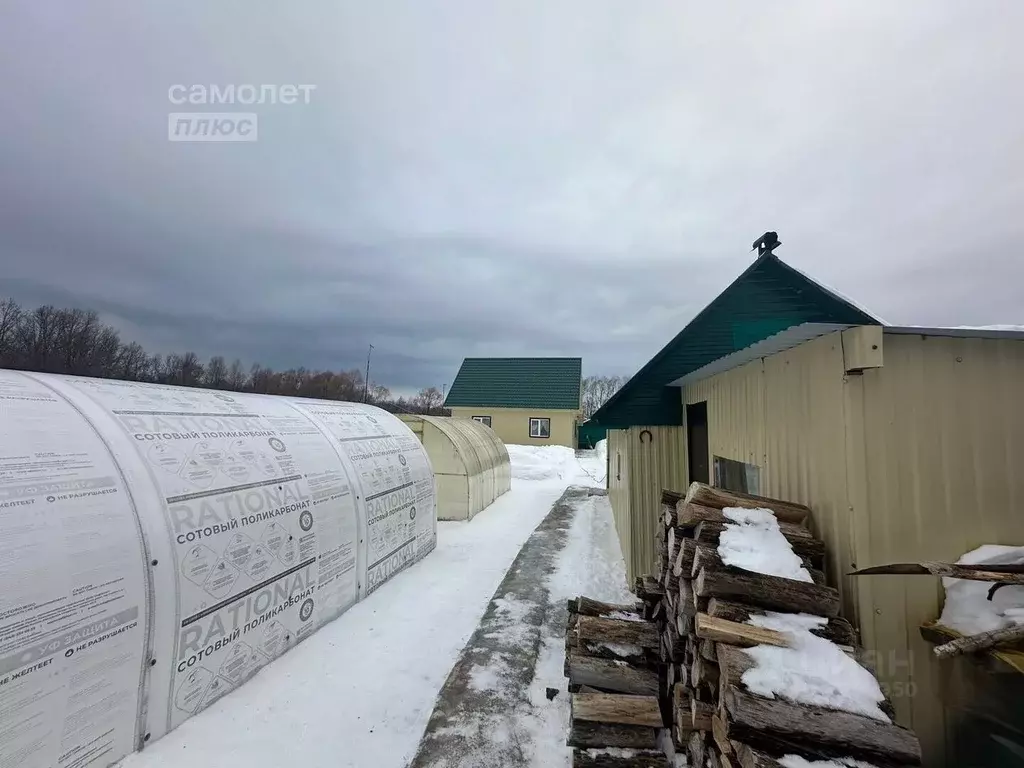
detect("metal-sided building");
top-left (602, 250), bottom-right (1024, 766)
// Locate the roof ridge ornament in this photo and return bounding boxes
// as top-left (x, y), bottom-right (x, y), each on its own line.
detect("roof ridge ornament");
top-left (751, 231), bottom-right (781, 257)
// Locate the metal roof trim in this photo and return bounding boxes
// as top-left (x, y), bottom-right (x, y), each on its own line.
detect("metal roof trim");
top-left (667, 322), bottom-right (854, 387)
top-left (883, 325), bottom-right (1024, 341)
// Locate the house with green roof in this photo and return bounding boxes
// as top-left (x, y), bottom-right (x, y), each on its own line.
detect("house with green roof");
top-left (444, 357), bottom-right (582, 448)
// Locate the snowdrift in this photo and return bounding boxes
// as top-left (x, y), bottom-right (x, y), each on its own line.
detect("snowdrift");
top-left (0, 370), bottom-right (436, 768)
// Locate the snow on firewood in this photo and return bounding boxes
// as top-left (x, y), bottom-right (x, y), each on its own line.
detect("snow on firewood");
top-left (937, 543), bottom-right (1024, 635)
top-left (740, 612), bottom-right (890, 722)
top-left (779, 755), bottom-right (879, 768)
top-left (717, 507), bottom-right (812, 582)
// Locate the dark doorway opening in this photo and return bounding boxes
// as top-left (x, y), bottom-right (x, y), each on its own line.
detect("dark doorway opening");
top-left (686, 402), bottom-right (709, 485)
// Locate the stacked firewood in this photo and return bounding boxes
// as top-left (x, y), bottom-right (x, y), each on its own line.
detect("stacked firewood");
top-left (655, 483), bottom-right (924, 768)
top-left (564, 596), bottom-right (669, 767)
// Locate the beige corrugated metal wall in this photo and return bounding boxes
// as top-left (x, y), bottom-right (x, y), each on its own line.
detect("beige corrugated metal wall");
top-left (681, 328), bottom-right (1024, 766)
top-left (607, 426), bottom-right (687, 584)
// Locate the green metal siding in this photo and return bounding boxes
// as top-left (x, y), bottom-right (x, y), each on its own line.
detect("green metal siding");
top-left (444, 357), bottom-right (582, 410)
top-left (590, 255), bottom-right (879, 428)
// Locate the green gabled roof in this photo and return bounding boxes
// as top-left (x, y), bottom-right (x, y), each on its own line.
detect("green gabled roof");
top-left (590, 254), bottom-right (881, 428)
top-left (444, 357), bottom-right (582, 410)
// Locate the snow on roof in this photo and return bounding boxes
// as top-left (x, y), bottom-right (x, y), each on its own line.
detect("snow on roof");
top-left (938, 544), bottom-right (1024, 636)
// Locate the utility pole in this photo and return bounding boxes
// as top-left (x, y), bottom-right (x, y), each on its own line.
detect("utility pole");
top-left (363, 344), bottom-right (374, 403)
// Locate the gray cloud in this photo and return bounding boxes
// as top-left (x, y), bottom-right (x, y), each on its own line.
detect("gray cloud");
top-left (1, 1), bottom-right (1022, 391)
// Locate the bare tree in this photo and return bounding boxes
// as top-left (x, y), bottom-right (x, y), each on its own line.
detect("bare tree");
top-left (204, 356), bottom-right (228, 389)
top-left (581, 375), bottom-right (626, 419)
top-left (225, 358), bottom-right (248, 390)
top-left (413, 386), bottom-right (444, 413)
top-left (0, 298), bottom-right (23, 366)
top-left (117, 342), bottom-right (150, 381)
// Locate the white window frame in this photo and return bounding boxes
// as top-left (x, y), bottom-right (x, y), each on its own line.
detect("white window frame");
top-left (529, 417), bottom-right (550, 439)
top-left (472, 415), bottom-right (492, 427)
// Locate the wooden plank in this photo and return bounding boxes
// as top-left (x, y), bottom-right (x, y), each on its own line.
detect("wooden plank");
top-left (722, 685), bottom-right (922, 765)
top-left (568, 720), bottom-right (659, 750)
top-left (683, 482), bottom-right (811, 525)
top-left (695, 565), bottom-right (840, 618)
top-left (568, 655), bottom-right (660, 696)
top-left (572, 693), bottom-right (664, 728)
top-left (696, 613), bottom-right (791, 649)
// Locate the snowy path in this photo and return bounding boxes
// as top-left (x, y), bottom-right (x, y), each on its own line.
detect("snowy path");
top-left (119, 445), bottom-right (617, 768)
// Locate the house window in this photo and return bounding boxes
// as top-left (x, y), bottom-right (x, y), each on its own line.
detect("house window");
top-left (472, 415), bottom-right (492, 427)
top-left (713, 455), bottom-right (761, 496)
top-left (529, 417), bottom-right (551, 439)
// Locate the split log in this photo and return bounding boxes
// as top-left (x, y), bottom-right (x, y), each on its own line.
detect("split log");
top-left (691, 698), bottom-right (715, 731)
top-left (712, 714), bottom-right (733, 756)
top-left (707, 598), bottom-right (857, 647)
top-left (933, 623), bottom-right (1024, 659)
top-left (570, 596), bottom-right (645, 619)
top-left (694, 520), bottom-right (826, 565)
top-left (568, 655), bottom-right (660, 696)
top-left (577, 615), bottom-right (659, 651)
top-left (691, 654), bottom-right (720, 690)
top-left (673, 538), bottom-right (698, 577)
top-left (662, 489), bottom-right (685, 527)
top-left (676, 610), bottom-right (693, 636)
top-left (699, 638), bottom-right (718, 662)
top-left (707, 750), bottom-right (722, 768)
top-left (568, 720), bottom-right (659, 750)
top-left (696, 613), bottom-right (790, 649)
top-left (688, 731), bottom-right (707, 768)
top-left (717, 645), bottom-right (896, 721)
top-left (720, 754), bottom-right (738, 768)
top-left (720, 685), bottom-right (922, 765)
top-left (695, 564), bottom-right (840, 618)
top-left (636, 575), bottom-right (665, 600)
top-left (572, 692), bottom-right (664, 728)
top-left (732, 743), bottom-right (785, 768)
top-left (683, 482), bottom-right (811, 526)
top-left (692, 543), bottom-right (826, 586)
top-left (572, 750), bottom-right (666, 768)
top-left (579, 640), bottom-right (649, 667)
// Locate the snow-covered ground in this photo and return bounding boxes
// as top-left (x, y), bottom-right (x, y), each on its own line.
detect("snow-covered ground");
top-left (120, 441), bottom-right (621, 768)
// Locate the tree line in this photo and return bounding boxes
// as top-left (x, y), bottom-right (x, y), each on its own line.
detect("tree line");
top-left (0, 298), bottom-right (448, 414)
top-left (581, 374), bottom-right (626, 419)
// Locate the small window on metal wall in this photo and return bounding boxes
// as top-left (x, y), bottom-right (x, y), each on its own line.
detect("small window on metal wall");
top-left (529, 417), bottom-right (550, 439)
top-left (713, 455), bottom-right (761, 496)
top-left (472, 415), bottom-right (492, 427)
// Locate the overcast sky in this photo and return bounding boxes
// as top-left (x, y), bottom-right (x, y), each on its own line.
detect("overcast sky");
top-left (1, 2), bottom-right (1021, 393)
